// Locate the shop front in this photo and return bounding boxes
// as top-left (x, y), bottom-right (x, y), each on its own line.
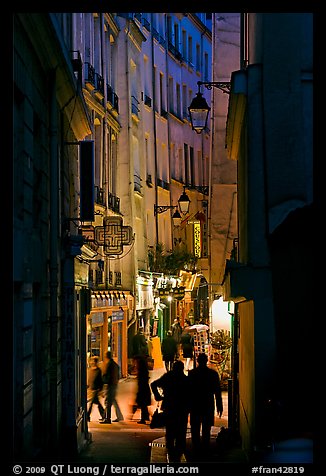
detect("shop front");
top-left (135, 275), bottom-right (154, 338)
top-left (88, 290), bottom-right (133, 377)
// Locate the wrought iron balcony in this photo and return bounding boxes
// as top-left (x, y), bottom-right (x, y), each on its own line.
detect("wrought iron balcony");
top-left (107, 192), bottom-right (120, 213)
top-left (107, 84), bottom-right (119, 113)
top-left (84, 62), bottom-right (95, 89)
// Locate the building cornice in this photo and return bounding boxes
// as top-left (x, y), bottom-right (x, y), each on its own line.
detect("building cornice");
top-left (16, 13), bottom-right (92, 139)
top-left (187, 14), bottom-right (212, 40)
top-left (104, 13), bottom-right (120, 37)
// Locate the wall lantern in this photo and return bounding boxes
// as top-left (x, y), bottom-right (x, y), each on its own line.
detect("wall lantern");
top-left (178, 187), bottom-right (191, 215)
top-left (154, 188), bottom-right (191, 223)
top-left (154, 205), bottom-right (182, 226)
top-left (188, 80), bottom-right (231, 134)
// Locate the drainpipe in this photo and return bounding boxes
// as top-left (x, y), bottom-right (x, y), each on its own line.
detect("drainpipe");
top-left (207, 14), bottom-right (216, 332)
top-left (49, 67), bottom-right (59, 452)
top-left (100, 13), bottom-right (107, 192)
top-left (164, 14), bottom-right (174, 246)
top-left (124, 19), bottom-right (138, 312)
top-left (151, 14), bottom-right (159, 244)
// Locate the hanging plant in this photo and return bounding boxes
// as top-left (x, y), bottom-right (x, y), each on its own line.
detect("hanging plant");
top-left (148, 242), bottom-right (198, 275)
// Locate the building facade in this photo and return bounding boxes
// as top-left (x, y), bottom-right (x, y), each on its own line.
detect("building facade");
top-left (13, 12), bottom-right (220, 459)
top-left (14, 13), bottom-right (92, 458)
top-left (224, 13), bottom-right (314, 455)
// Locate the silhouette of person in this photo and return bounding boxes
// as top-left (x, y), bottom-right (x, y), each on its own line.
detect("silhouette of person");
top-left (161, 330), bottom-right (178, 371)
top-left (132, 327), bottom-right (149, 359)
top-left (100, 351), bottom-right (124, 424)
top-left (151, 360), bottom-right (190, 462)
top-left (133, 355), bottom-right (151, 424)
top-left (171, 318), bottom-right (183, 358)
top-left (180, 330), bottom-right (194, 371)
top-left (87, 356), bottom-right (105, 422)
top-left (188, 353), bottom-right (223, 458)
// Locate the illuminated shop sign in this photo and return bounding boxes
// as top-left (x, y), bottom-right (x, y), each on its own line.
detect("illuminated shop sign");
top-left (193, 222), bottom-right (201, 258)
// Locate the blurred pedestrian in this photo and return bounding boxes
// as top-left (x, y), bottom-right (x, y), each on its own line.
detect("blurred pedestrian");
top-left (161, 330), bottom-right (178, 371)
top-left (180, 329), bottom-right (194, 371)
top-left (132, 327), bottom-right (149, 359)
top-left (87, 356), bottom-right (105, 422)
top-left (151, 360), bottom-right (190, 462)
top-left (171, 318), bottom-right (183, 358)
top-left (100, 351), bottom-right (124, 424)
top-left (188, 353), bottom-right (223, 458)
top-left (133, 355), bottom-right (151, 424)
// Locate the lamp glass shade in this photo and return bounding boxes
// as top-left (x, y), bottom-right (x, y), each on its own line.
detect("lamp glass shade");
top-left (188, 92), bottom-right (210, 133)
top-left (178, 191), bottom-right (191, 214)
top-left (172, 209), bottom-right (181, 226)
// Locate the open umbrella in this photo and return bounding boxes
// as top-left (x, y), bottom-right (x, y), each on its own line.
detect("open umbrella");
top-left (188, 324), bottom-right (209, 332)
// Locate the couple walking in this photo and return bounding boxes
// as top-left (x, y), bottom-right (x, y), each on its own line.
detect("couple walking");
top-left (87, 351), bottom-right (124, 424)
top-left (151, 353), bottom-right (223, 462)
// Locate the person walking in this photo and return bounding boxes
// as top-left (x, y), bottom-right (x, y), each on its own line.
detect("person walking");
top-left (151, 360), bottom-right (190, 462)
top-left (133, 355), bottom-right (151, 424)
top-left (87, 356), bottom-right (105, 422)
top-left (171, 318), bottom-right (183, 358)
top-left (161, 330), bottom-right (178, 371)
top-left (100, 351), bottom-right (124, 424)
top-left (180, 329), bottom-right (194, 371)
top-left (188, 353), bottom-right (223, 459)
top-left (131, 327), bottom-right (149, 359)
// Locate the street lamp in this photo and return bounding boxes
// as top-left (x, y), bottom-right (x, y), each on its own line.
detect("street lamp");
top-left (188, 80), bottom-right (231, 134)
top-left (153, 205), bottom-right (182, 226)
top-left (154, 187), bottom-right (191, 223)
top-left (178, 187), bottom-right (191, 215)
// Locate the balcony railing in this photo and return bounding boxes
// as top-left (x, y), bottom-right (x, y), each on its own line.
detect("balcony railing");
top-left (144, 95), bottom-right (152, 107)
top-left (95, 73), bottom-right (104, 98)
top-left (95, 186), bottom-right (105, 206)
top-left (161, 109), bottom-right (168, 119)
top-left (84, 62), bottom-right (96, 89)
top-left (131, 95), bottom-right (140, 118)
top-left (107, 84), bottom-right (119, 113)
top-left (142, 18), bottom-right (150, 31)
top-left (146, 174), bottom-right (153, 187)
top-left (70, 50), bottom-right (82, 83)
top-left (152, 28), bottom-right (160, 41)
top-left (156, 178), bottom-right (170, 190)
top-left (134, 173), bottom-right (142, 193)
top-left (107, 192), bottom-right (120, 213)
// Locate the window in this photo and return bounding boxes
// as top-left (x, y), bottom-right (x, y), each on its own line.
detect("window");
top-left (204, 52), bottom-right (209, 81)
top-left (176, 83), bottom-right (181, 117)
top-left (188, 36), bottom-right (193, 65)
top-left (168, 76), bottom-right (174, 113)
top-left (196, 43), bottom-right (200, 72)
top-left (184, 143), bottom-right (189, 184)
top-left (182, 84), bottom-right (188, 117)
top-left (160, 72), bottom-right (165, 113)
top-left (182, 30), bottom-right (187, 59)
top-left (174, 23), bottom-right (179, 50)
top-left (190, 146), bottom-right (195, 186)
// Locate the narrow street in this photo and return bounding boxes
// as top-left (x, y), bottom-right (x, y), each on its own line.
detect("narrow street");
top-left (77, 366), bottom-right (230, 464)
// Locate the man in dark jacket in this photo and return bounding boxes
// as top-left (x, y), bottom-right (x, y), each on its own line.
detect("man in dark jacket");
top-left (161, 330), bottom-right (178, 371)
top-left (151, 360), bottom-right (190, 462)
top-left (101, 351), bottom-right (124, 424)
top-left (188, 353), bottom-right (223, 457)
top-left (132, 327), bottom-right (149, 358)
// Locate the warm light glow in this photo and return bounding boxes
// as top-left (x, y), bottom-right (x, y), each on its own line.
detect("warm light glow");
top-left (178, 189), bottom-right (191, 214)
top-left (193, 222), bottom-right (201, 257)
top-left (211, 297), bottom-right (231, 333)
